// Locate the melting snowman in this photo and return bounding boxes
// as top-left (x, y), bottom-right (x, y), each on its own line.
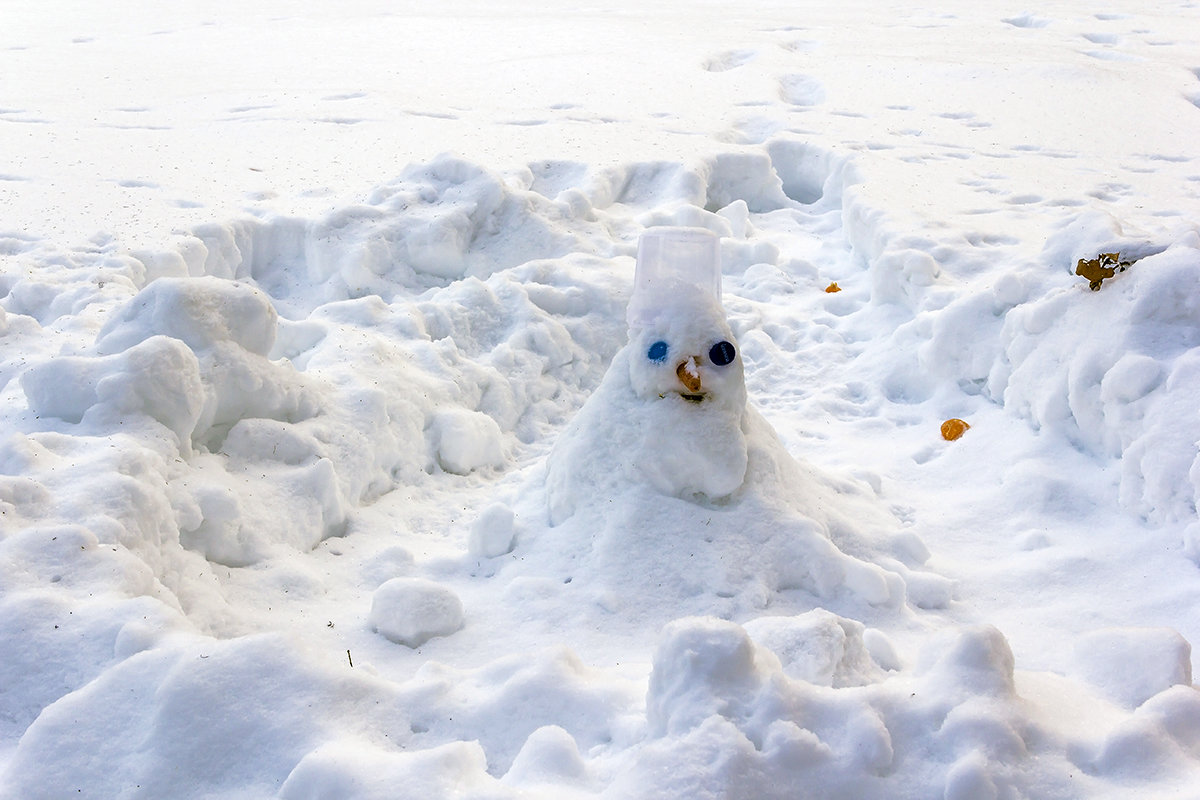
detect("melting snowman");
top-left (512, 227), bottom-right (932, 621)
top-left (547, 228), bottom-right (750, 523)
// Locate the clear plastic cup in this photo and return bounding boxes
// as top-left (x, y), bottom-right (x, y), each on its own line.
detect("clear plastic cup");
top-left (627, 227), bottom-right (722, 327)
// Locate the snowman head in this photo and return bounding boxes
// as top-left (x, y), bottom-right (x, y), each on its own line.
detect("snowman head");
top-left (626, 228), bottom-right (747, 413)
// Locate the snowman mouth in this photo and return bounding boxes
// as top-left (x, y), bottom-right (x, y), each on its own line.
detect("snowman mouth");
top-left (680, 393), bottom-right (705, 404)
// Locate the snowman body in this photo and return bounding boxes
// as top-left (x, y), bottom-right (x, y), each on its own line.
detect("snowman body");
top-left (528, 228), bottom-right (914, 618)
top-left (546, 228), bottom-right (749, 522)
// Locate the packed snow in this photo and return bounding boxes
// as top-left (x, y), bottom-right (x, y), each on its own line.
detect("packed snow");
top-left (4, 1), bottom-right (1200, 797)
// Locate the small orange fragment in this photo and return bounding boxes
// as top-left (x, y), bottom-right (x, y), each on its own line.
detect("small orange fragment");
top-left (676, 357), bottom-right (702, 393)
top-left (824, 282), bottom-right (842, 293)
top-left (941, 418), bottom-right (970, 441)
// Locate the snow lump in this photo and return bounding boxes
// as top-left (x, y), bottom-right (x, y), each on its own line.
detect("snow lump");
top-left (370, 577), bottom-right (465, 648)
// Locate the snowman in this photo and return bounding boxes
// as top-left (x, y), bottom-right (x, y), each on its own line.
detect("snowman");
top-left (546, 227), bottom-right (751, 524)
top-left (529, 226), bottom-right (922, 618)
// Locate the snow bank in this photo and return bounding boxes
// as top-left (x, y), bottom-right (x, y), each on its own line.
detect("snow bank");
top-left (985, 219), bottom-right (1200, 525)
top-left (2, 634), bottom-right (412, 799)
top-left (4, 96), bottom-right (1200, 797)
top-left (607, 617), bottom-right (1166, 798)
top-left (834, 183), bottom-right (1200, 534)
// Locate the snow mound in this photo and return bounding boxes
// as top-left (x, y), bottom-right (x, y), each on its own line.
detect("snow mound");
top-left (430, 408), bottom-right (505, 475)
top-left (370, 577), bottom-right (465, 648)
top-left (168, 149), bottom-right (833, 320)
top-left (2, 634), bottom-right (411, 799)
top-left (607, 618), bottom-right (1072, 798)
top-left (174, 156), bottom-right (600, 316)
top-left (94, 276), bottom-right (319, 451)
top-left (468, 503), bottom-right (516, 558)
top-left (1071, 627), bottom-right (1193, 709)
top-left (280, 741), bottom-right (499, 800)
top-left (397, 646), bottom-right (634, 778)
top-left (743, 609), bottom-right (883, 687)
top-left (527, 224), bottom-right (926, 619)
top-left (502, 725), bottom-right (591, 788)
top-left (533, 360), bottom-right (911, 617)
top-left (95, 274), bottom-right (278, 356)
top-left (988, 231), bottom-right (1200, 524)
top-left (22, 335), bottom-right (204, 450)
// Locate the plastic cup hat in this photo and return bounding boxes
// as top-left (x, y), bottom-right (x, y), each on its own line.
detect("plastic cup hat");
top-left (627, 227), bottom-right (722, 328)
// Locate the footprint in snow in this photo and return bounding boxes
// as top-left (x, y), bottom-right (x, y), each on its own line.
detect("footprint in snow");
top-left (1082, 48), bottom-right (1142, 62)
top-left (779, 38), bottom-right (819, 53)
top-left (1186, 69), bottom-right (1200, 110)
top-left (778, 73), bottom-right (826, 106)
top-left (702, 49), bottom-right (757, 72)
top-left (1002, 13), bottom-right (1050, 28)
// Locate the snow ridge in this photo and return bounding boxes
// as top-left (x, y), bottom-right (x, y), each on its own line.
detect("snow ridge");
top-left (2, 136), bottom-right (1200, 798)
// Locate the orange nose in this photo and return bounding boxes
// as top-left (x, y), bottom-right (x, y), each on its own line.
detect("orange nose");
top-left (676, 357), bottom-right (702, 393)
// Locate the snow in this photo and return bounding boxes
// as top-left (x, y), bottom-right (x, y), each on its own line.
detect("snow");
top-left (3, 0), bottom-right (1200, 797)
top-left (370, 578), bottom-right (465, 648)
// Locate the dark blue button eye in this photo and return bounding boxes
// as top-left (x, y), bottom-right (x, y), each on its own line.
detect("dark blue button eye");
top-left (647, 341), bottom-right (669, 362)
top-left (709, 340), bottom-right (736, 366)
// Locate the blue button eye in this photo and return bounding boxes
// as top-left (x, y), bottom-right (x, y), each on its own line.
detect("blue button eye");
top-left (647, 341), bottom-right (669, 362)
top-left (709, 340), bottom-right (736, 366)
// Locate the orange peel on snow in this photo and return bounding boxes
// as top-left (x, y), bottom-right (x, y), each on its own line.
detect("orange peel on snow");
top-left (824, 282), bottom-right (842, 293)
top-left (676, 357), bottom-right (702, 393)
top-left (940, 418), bottom-right (970, 441)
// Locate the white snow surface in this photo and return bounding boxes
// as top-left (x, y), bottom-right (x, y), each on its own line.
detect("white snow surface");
top-left (4, 1), bottom-right (1200, 797)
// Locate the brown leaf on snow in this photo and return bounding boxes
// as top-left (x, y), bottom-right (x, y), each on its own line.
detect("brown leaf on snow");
top-left (1075, 252), bottom-right (1133, 291)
